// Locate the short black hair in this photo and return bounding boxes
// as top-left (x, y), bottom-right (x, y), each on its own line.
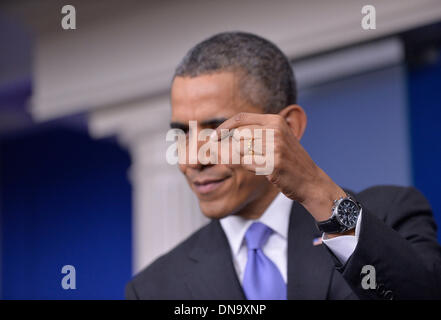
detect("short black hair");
top-left (174, 31), bottom-right (296, 114)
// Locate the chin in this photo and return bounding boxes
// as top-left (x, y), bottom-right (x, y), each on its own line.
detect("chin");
top-left (198, 200), bottom-right (235, 220)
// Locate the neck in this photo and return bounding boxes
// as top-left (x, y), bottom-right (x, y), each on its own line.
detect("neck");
top-left (236, 186), bottom-right (280, 220)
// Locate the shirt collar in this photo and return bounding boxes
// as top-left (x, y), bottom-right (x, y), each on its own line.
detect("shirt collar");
top-left (220, 192), bottom-right (293, 256)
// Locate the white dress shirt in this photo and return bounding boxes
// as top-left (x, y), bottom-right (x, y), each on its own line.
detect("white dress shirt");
top-left (220, 192), bottom-right (362, 284)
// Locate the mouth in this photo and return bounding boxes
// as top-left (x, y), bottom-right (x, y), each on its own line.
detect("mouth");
top-left (193, 176), bottom-right (231, 195)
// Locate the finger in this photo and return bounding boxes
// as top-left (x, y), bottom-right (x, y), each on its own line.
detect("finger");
top-left (231, 125), bottom-right (262, 142)
top-left (213, 135), bottom-right (264, 164)
top-left (209, 136), bottom-right (274, 175)
top-left (213, 112), bottom-right (272, 140)
top-left (240, 154), bottom-right (274, 175)
top-left (224, 126), bottom-right (273, 156)
top-left (232, 136), bottom-right (265, 156)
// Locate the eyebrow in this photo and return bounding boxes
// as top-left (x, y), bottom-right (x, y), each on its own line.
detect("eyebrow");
top-left (170, 117), bottom-right (228, 130)
top-left (201, 117), bottom-right (228, 127)
top-left (169, 122), bottom-right (189, 131)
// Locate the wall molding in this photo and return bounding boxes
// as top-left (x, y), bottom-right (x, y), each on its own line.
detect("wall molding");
top-left (13, 0), bottom-right (440, 122)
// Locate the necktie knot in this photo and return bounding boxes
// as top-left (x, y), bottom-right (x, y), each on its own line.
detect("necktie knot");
top-left (245, 222), bottom-right (273, 250)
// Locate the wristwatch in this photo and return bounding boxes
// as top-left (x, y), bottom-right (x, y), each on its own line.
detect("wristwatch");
top-left (316, 194), bottom-right (362, 234)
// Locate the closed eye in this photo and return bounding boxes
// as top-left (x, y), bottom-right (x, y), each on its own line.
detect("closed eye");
top-left (170, 122), bottom-right (189, 134)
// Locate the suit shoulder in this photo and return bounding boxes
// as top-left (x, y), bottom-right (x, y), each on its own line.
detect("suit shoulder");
top-left (355, 185), bottom-right (431, 219)
top-left (356, 185), bottom-right (428, 204)
top-left (126, 220), bottom-right (213, 298)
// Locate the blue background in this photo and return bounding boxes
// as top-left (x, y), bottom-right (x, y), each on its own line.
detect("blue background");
top-left (408, 53), bottom-right (441, 243)
top-left (300, 65), bottom-right (411, 192)
top-left (0, 126), bottom-right (132, 299)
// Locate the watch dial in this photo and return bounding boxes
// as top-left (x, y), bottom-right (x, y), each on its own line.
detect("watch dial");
top-left (337, 199), bottom-right (359, 227)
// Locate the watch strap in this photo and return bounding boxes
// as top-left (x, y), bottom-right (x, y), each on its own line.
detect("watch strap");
top-left (316, 215), bottom-right (346, 234)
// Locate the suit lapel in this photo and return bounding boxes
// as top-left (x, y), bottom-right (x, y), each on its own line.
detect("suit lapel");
top-left (185, 202), bottom-right (335, 299)
top-left (186, 220), bottom-right (245, 299)
top-left (287, 201), bottom-right (334, 299)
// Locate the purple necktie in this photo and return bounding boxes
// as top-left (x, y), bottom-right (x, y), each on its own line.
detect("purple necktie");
top-left (242, 222), bottom-right (287, 300)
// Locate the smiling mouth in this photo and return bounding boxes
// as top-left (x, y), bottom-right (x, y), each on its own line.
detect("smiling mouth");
top-left (193, 177), bottom-right (230, 194)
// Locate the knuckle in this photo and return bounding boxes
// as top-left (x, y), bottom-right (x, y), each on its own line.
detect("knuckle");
top-left (268, 167), bottom-right (281, 184)
top-left (274, 153), bottom-right (281, 167)
top-left (273, 137), bottom-right (282, 151)
top-left (272, 114), bottom-right (284, 125)
top-left (235, 112), bottom-right (246, 123)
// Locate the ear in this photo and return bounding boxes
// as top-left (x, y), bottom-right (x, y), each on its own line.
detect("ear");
top-left (278, 105), bottom-right (307, 140)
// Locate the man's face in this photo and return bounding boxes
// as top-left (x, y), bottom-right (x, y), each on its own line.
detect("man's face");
top-left (170, 71), bottom-right (273, 219)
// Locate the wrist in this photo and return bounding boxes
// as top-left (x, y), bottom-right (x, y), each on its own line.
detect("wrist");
top-left (300, 173), bottom-right (346, 222)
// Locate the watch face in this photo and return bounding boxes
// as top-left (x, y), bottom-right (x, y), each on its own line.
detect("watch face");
top-left (336, 199), bottom-right (359, 228)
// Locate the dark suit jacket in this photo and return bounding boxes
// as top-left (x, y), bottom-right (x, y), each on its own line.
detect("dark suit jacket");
top-left (126, 186), bottom-right (441, 299)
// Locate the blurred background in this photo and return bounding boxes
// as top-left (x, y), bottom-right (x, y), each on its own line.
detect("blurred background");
top-left (1, 0), bottom-right (441, 299)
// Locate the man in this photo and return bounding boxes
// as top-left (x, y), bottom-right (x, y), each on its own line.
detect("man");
top-left (126, 32), bottom-right (441, 299)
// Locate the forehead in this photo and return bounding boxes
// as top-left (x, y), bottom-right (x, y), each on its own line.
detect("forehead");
top-left (171, 72), bottom-right (260, 122)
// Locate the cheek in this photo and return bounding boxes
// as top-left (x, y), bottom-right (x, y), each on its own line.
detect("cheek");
top-left (231, 165), bottom-right (256, 189)
top-left (235, 167), bottom-right (268, 193)
top-left (178, 164), bottom-right (187, 175)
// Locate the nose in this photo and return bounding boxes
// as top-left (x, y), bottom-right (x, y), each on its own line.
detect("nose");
top-left (186, 141), bottom-right (215, 171)
top-left (187, 162), bottom-right (215, 172)
top-left (185, 126), bottom-right (217, 170)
